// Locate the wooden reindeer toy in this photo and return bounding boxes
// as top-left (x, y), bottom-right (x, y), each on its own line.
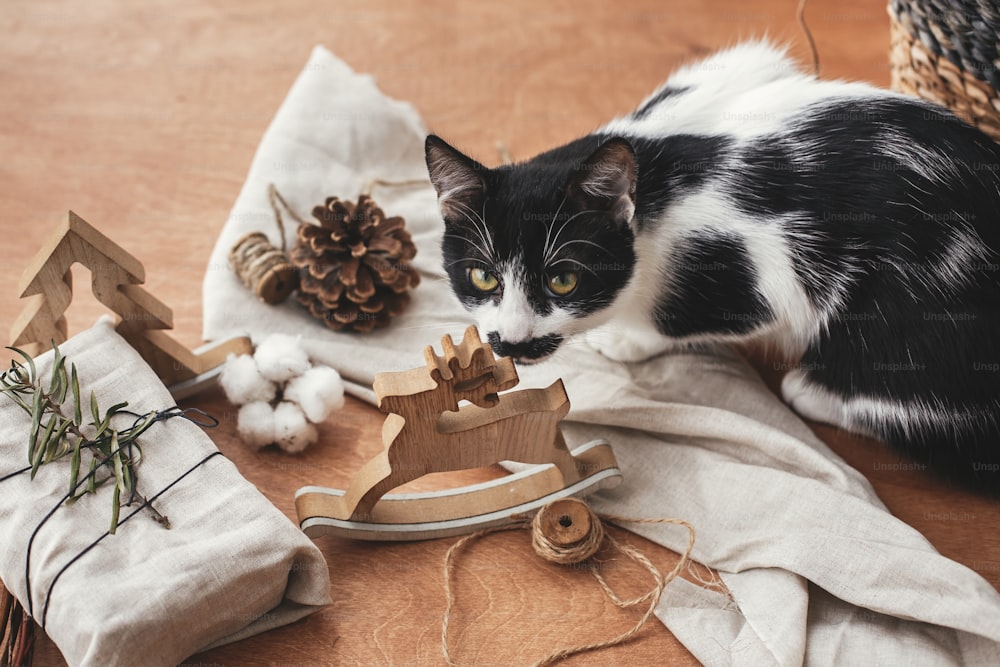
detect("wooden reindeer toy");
top-left (295, 325), bottom-right (622, 541)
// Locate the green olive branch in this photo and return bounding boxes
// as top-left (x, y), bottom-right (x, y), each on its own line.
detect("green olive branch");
top-left (0, 344), bottom-right (169, 533)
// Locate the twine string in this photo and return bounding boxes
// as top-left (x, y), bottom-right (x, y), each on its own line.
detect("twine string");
top-left (266, 183), bottom-right (309, 252)
top-left (797, 0), bottom-right (820, 76)
top-left (441, 502), bottom-right (696, 667)
top-left (359, 177), bottom-right (431, 198)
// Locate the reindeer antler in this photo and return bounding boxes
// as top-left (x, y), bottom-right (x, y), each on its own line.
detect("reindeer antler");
top-left (425, 326), bottom-right (518, 408)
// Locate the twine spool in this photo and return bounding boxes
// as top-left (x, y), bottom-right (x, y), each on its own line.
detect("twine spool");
top-left (531, 498), bottom-right (604, 565)
top-left (229, 231), bottom-right (297, 305)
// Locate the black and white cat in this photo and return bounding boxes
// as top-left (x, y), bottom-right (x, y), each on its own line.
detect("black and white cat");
top-left (424, 41), bottom-right (1000, 492)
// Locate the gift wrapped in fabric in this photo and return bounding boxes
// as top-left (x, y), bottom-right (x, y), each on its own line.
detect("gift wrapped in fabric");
top-left (0, 318), bottom-right (331, 666)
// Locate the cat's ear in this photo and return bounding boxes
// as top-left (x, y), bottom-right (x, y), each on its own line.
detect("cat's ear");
top-left (425, 135), bottom-right (486, 221)
top-left (567, 138), bottom-right (638, 227)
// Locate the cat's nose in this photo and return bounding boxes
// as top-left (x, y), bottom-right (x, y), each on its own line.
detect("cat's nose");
top-left (486, 331), bottom-right (563, 362)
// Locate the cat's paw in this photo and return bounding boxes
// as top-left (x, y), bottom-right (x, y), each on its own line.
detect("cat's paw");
top-left (585, 327), bottom-right (672, 363)
top-left (781, 369), bottom-right (875, 437)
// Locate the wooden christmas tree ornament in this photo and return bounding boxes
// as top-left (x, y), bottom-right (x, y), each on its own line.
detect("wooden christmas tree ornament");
top-left (295, 325), bottom-right (622, 541)
top-left (8, 211), bottom-right (251, 398)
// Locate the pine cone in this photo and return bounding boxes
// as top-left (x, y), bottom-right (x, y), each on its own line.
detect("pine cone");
top-left (290, 195), bottom-right (420, 332)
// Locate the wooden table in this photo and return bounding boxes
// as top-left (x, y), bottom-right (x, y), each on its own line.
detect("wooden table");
top-left (2, 1), bottom-right (997, 664)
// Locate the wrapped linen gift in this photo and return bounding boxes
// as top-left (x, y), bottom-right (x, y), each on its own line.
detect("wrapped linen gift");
top-left (0, 318), bottom-right (331, 666)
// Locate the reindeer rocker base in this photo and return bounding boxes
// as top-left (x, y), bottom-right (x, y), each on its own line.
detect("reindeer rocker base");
top-left (294, 326), bottom-right (622, 541)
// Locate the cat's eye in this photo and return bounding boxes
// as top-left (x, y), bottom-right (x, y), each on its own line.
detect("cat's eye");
top-left (468, 267), bottom-right (500, 293)
top-left (547, 271), bottom-right (579, 297)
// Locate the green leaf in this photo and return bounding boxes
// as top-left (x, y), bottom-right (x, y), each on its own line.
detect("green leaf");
top-left (126, 412), bottom-right (158, 441)
top-left (71, 365), bottom-right (82, 425)
top-left (68, 436), bottom-right (82, 495)
top-left (29, 424), bottom-right (47, 479)
top-left (41, 417), bottom-right (62, 462)
top-left (122, 460), bottom-right (133, 500)
top-left (106, 401), bottom-right (129, 418)
top-left (109, 484), bottom-right (121, 535)
top-left (111, 431), bottom-right (125, 489)
top-left (86, 457), bottom-right (99, 493)
top-left (48, 345), bottom-right (65, 396)
top-left (50, 418), bottom-right (73, 458)
top-left (27, 390), bottom-right (44, 465)
top-left (90, 390), bottom-right (100, 428)
top-left (7, 347), bottom-right (37, 386)
top-left (56, 361), bottom-right (70, 405)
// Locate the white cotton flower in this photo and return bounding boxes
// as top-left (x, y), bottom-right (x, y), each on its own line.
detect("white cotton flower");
top-left (283, 366), bottom-right (346, 423)
top-left (253, 333), bottom-right (311, 383)
top-left (237, 401), bottom-right (276, 450)
top-left (219, 353), bottom-right (277, 405)
top-left (273, 401), bottom-right (318, 453)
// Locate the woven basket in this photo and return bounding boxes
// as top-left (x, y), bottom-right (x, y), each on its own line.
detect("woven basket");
top-left (889, 0), bottom-right (1000, 141)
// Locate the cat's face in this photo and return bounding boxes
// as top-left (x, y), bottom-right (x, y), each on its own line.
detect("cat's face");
top-left (426, 135), bottom-right (638, 363)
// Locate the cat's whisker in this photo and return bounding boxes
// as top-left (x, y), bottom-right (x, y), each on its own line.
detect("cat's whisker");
top-left (542, 209), bottom-right (601, 266)
top-left (547, 237), bottom-right (615, 264)
top-left (541, 195), bottom-right (568, 265)
top-left (443, 255), bottom-right (485, 270)
top-left (546, 257), bottom-right (603, 280)
top-left (450, 200), bottom-right (495, 263)
top-left (443, 233), bottom-right (491, 265)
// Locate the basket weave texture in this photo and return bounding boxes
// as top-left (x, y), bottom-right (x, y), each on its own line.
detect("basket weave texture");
top-left (889, 0), bottom-right (1000, 141)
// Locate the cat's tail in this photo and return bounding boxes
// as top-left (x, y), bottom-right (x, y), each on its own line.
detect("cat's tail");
top-left (782, 368), bottom-right (1000, 496)
top-left (880, 423), bottom-right (1000, 497)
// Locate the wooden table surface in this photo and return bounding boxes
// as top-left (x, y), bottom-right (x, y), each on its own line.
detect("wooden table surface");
top-left (2, 1), bottom-right (997, 665)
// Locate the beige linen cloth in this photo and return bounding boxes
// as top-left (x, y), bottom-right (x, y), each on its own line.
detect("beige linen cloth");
top-left (202, 46), bottom-right (1000, 665)
top-left (0, 318), bottom-right (332, 666)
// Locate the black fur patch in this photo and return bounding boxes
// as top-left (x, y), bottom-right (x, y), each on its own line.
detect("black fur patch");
top-left (729, 99), bottom-right (1000, 312)
top-left (487, 331), bottom-right (563, 361)
top-left (654, 233), bottom-right (774, 338)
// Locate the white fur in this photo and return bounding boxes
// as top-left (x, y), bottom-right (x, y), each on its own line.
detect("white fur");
top-left (879, 128), bottom-right (961, 185)
top-left (471, 267), bottom-right (534, 344)
top-left (935, 226), bottom-right (989, 292)
top-left (780, 369), bottom-right (864, 434)
top-left (603, 42), bottom-right (888, 143)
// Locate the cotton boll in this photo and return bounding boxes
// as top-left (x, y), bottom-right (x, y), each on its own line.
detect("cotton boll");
top-left (283, 366), bottom-right (346, 423)
top-left (273, 401), bottom-right (317, 453)
top-left (253, 334), bottom-right (311, 383)
top-left (220, 354), bottom-right (277, 405)
top-left (237, 401), bottom-right (276, 450)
